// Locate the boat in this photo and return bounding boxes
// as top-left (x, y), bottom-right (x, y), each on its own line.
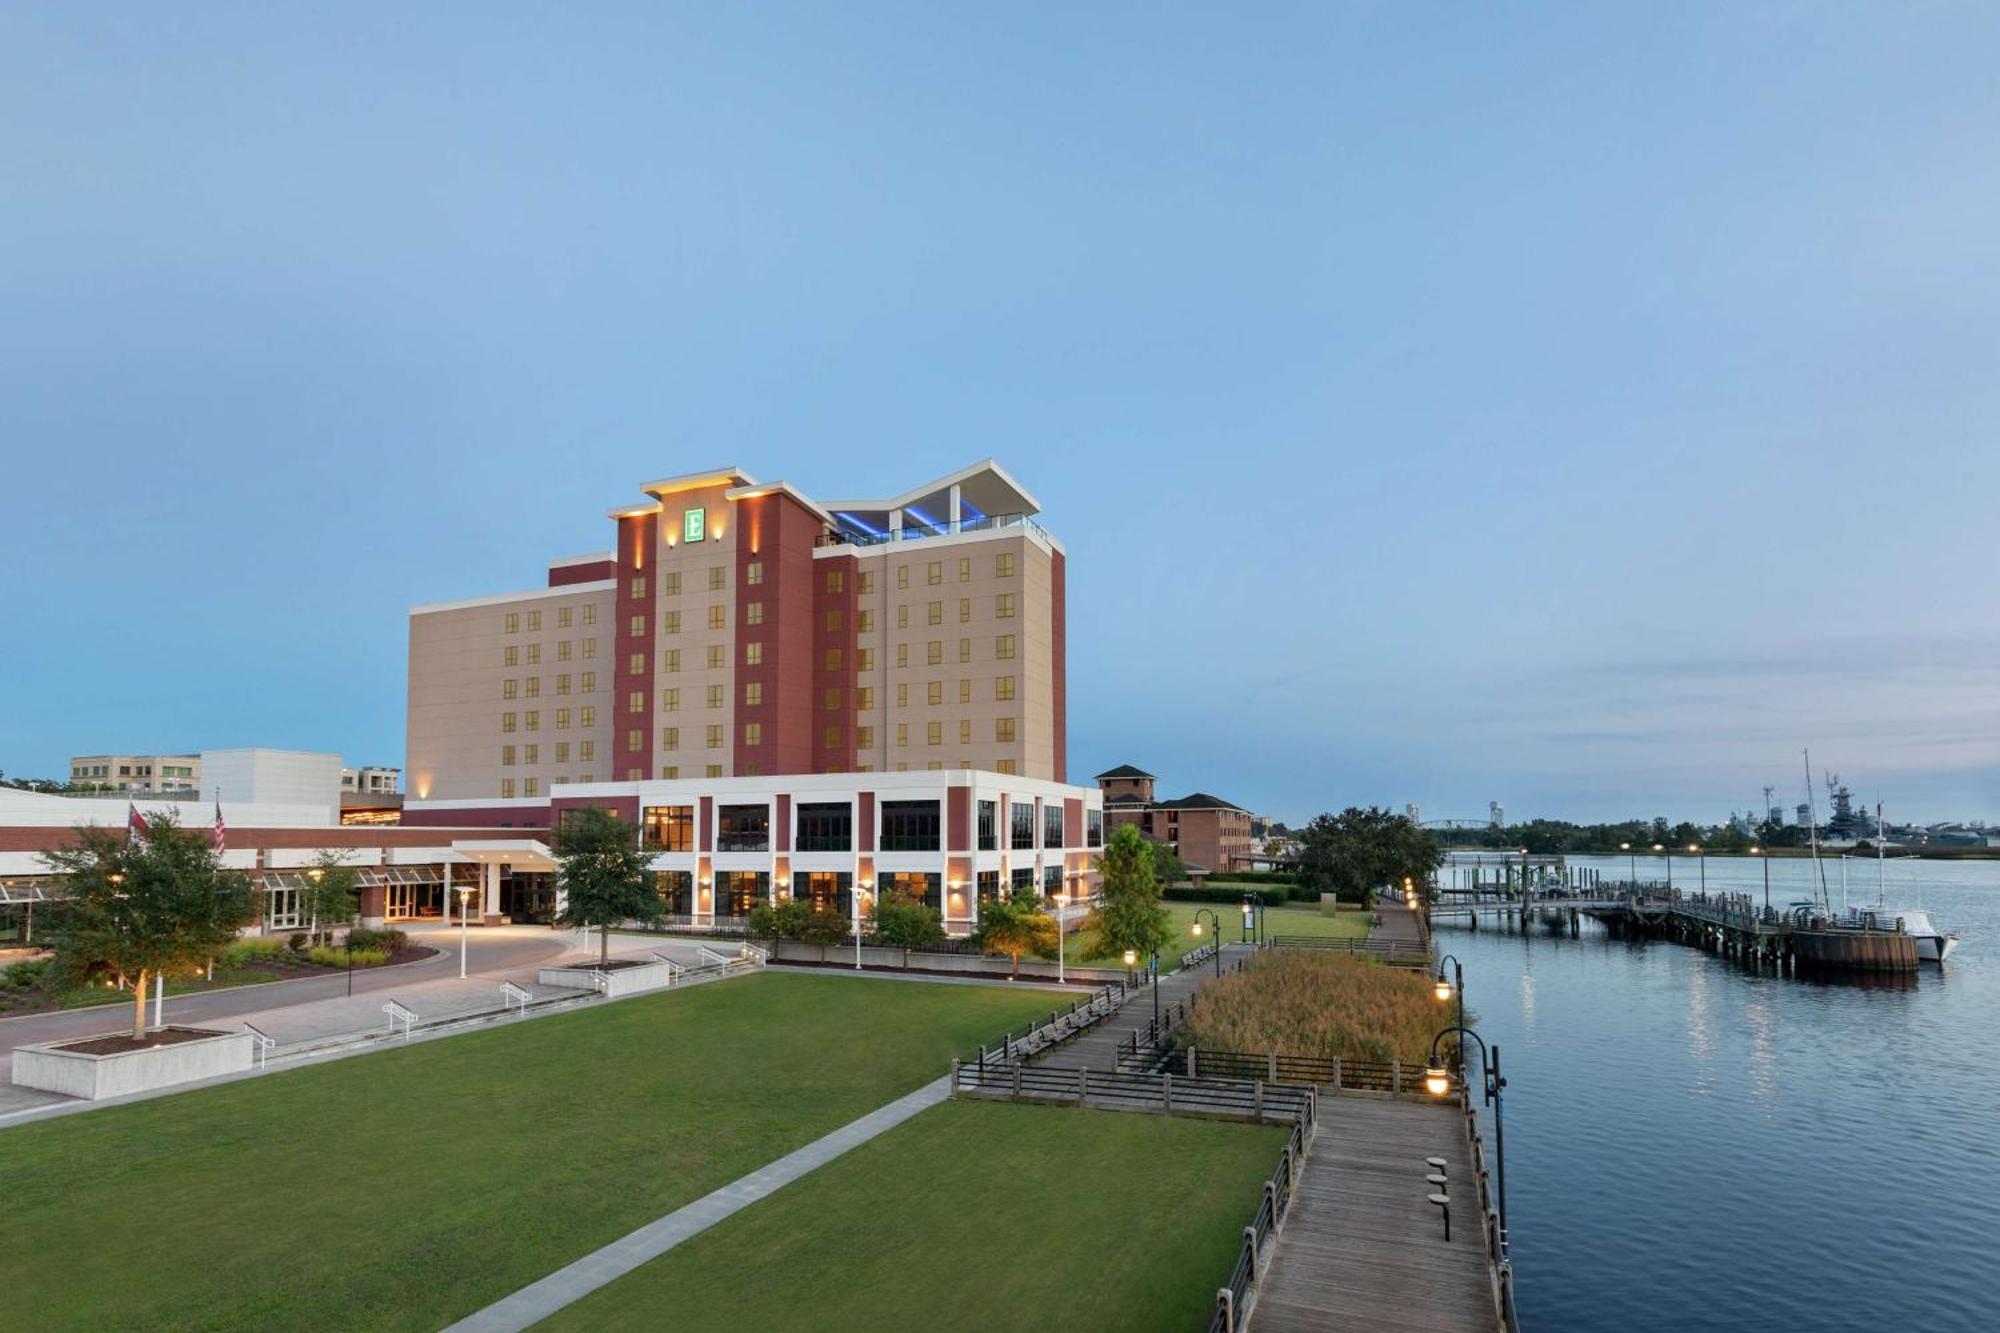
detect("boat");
top-left (1839, 799), bottom-right (1959, 963)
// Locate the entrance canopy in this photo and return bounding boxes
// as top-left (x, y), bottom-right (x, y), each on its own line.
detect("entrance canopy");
top-left (450, 839), bottom-right (557, 872)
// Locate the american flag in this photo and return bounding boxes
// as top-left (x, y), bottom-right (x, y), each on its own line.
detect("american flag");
top-left (212, 799), bottom-right (227, 853)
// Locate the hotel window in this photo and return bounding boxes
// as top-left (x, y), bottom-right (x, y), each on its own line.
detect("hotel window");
top-left (1010, 802), bottom-right (1035, 850)
top-left (959, 598), bottom-right (971, 623)
top-left (897, 723), bottom-right (909, 748)
top-left (747, 602), bottom-right (764, 626)
top-left (708, 565), bottom-right (725, 591)
top-left (860, 571), bottom-right (875, 594)
top-left (996, 634), bottom-right (1016, 660)
top-left (1087, 809), bottom-right (1104, 847)
top-left (528, 611), bottom-right (541, 631)
top-left (558, 640), bottom-right (572, 661)
top-left (897, 565), bottom-right (910, 589)
top-left (502, 712), bottom-right (517, 732)
top-left (927, 601), bottom-right (942, 626)
top-left (626, 767), bottom-right (643, 781)
top-left (896, 644), bottom-right (909, 669)
top-left (664, 572), bottom-right (680, 596)
top-left (959, 638), bottom-right (971, 663)
top-left (581, 672), bottom-right (596, 692)
top-left (583, 604), bottom-right (597, 626)
top-left (626, 729), bottom-right (643, 753)
top-left (662, 726), bottom-right (679, 748)
top-left (996, 552), bottom-right (1015, 578)
top-left (526, 677), bottom-right (541, 698)
top-left (858, 686), bottom-right (875, 710)
top-left (823, 568), bottom-right (842, 592)
top-left (927, 760), bottom-right (943, 771)
top-left (500, 779), bottom-right (516, 799)
top-left (629, 614), bottom-right (646, 636)
top-left (927, 681), bottom-right (943, 706)
top-left (746, 682), bottom-right (764, 706)
top-left (629, 576), bottom-right (647, 598)
top-left (556, 708), bottom-right (572, 729)
top-left (658, 766), bottom-right (675, 780)
top-left (524, 744), bottom-right (539, 764)
top-left (706, 724), bottom-right (724, 748)
top-left (706, 684), bottom-right (724, 709)
top-left (580, 739), bottom-right (594, 760)
top-left (706, 764), bottom-right (723, 778)
top-left (823, 724), bottom-right (844, 748)
top-left (859, 648), bottom-right (874, 672)
top-left (744, 722), bottom-right (762, 747)
top-left (746, 642), bottom-right (764, 666)
top-left (927, 561), bottom-right (941, 585)
top-left (503, 679), bottom-right (519, 699)
top-left (642, 804), bottom-right (694, 851)
top-left (996, 717), bottom-right (1017, 742)
top-left (501, 745), bottom-right (516, 766)
top-left (663, 650), bottom-right (680, 674)
top-left (578, 706), bottom-right (593, 726)
top-left (662, 689), bottom-right (680, 711)
top-left (796, 802), bottom-right (852, 851)
top-left (996, 594), bottom-right (1016, 619)
top-left (824, 608), bottom-right (844, 631)
top-left (955, 679), bottom-right (969, 704)
top-left (927, 641), bottom-right (942, 666)
top-left (556, 742), bottom-right (570, 762)
top-left (628, 691), bottom-right (643, 714)
top-left (707, 644), bottom-right (724, 669)
top-left (996, 759), bottom-right (1017, 774)
top-left (558, 607), bottom-right (572, 628)
top-left (824, 647), bottom-right (843, 670)
top-left (977, 800), bottom-right (998, 850)
top-left (857, 725), bottom-right (875, 748)
top-left (1043, 802), bottom-right (1064, 848)
top-left (664, 610), bottom-right (681, 634)
top-left (505, 612), bottom-right (520, 633)
top-left (927, 721), bottom-right (942, 746)
top-left (524, 778), bottom-right (540, 797)
top-left (897, 605), bottom-right (909, 629)
top-left (859, 609), bottom-right (875, 632)
top-left (958, 556), bottom-right (971, 582)
top-left (996, 675), bottom-right (1016, 701)
top-left (959, 719), bottom-right (972, 744)
top-left (708, 605), bottom-right (725, 630)
top-left (628, 652), bottom-right (645, 674)
top-left (896, 683), bottom-right (908, 707)
top-left (582, 639), bottom-right (597, 659)
top-left (823, 686), bottom-right (842, 709)
top-left (748, 561), bottom-right (765, 586)
top-left (504, 646), bottom-right (519, 667)
top-left (879, 799), bottom-right (942, 851)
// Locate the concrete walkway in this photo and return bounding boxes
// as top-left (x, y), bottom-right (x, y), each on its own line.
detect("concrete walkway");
top-left (1367, 903), bottom-right (1428, 952)
top-left (441, 1075), bottom-right (954, 1333)
top-left (1034, 942), bottom-right (1255, 1071)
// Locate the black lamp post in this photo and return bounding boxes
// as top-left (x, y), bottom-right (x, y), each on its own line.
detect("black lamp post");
top-left (1752, 845), bottom-right (1769, 918)
top-left (1434, 953), bottom-right (1465, 1053)
top-left (1620, 841), bottom-right (1635, 891)
top-left (1655, 843), bottom-right (1670, 895)
top-left (1691, 842), bottom-right (1705, 897)
top-left (1191, 908), bottom-right (1222, 976)
top-left (1425, 1024), bottom-right (1509, 1253)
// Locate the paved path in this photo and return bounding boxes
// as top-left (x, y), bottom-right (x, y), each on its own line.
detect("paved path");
top-left (1035, 942), bottom-right (1254, 1071)
top-left (441, 1075), bottom-right (954, 1333)
top-left (1367, 904), bottom-right (1427, 953)
top-left (1254, 1097), bottom-right (1499, 1332)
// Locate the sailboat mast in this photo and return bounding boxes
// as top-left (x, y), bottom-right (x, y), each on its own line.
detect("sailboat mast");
top-left (1804, 749), bottom-right (1828, 913)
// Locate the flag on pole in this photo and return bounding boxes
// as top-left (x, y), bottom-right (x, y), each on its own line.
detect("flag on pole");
top-left (212, 799), bottom-right (227, 854)
top-left (126, 802), bottom-right (150, 845)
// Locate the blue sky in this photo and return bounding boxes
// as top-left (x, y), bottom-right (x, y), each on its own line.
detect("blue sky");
top-left (4, 4), bottom-right (1998, 825)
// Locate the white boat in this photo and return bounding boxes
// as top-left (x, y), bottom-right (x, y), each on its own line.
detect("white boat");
top-left (1843, 902), bottom-right (1958, 962)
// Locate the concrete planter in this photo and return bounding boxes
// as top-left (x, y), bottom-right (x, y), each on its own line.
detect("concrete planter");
top-left (13, 1027), bottom-right (254, 1101)
top-left (539, 960), bottom-right (676, 997)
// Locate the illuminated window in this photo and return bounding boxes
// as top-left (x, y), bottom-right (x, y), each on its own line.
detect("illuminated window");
top-left (896, 723), bottom-right (909, 748)
top-left (959, 598), bottom-right (971, 623)
top-left (579, 706), bottom-right (594, 727)
top-left (959, 719), bottom-right (972, 744)
top-left (747, 602), bottom-right (764, 626)
top-left (824, 647), bottom-right (843, 670)
top-left (995, 758), bottom-right (1016, 775)
top-left (502, 712), bottom-right (517, 732)
top-left (959, 638), bottom-right (971, 663)
top-left (664, 572), bottom-right (681, 595)
top-left (580, 739), bottom-right (594, 760)
top-left (504, 646), bottom-right (519, 667)
top-left (825, 609), bottom-right (844, 632)
top-left (896, 644), bottom-right (909, 669)
top-left (959, 557), bottom-right (971, 583)
top-left (859, 571), bottom-right (875, 594)
top-left (928, 681), bottom-right (943, 706)
top-left (996, 675), bottom-right (1016, 701)
top-left (505, 612), bottom-right (520, 633)
top-left (630, 576), bottom-right (647, 598)
top-left (897, 565), bottom-right (910, 589)
top-left (707, 644), bottom-right (724, 670)
top-left (859, 609), bottom-right (875, 632)
top-left (709, 565), bottom-right (726, 591)
top-left (628, 691), bottom-right (643, 714)
top-left (748, 561), bottom-right (765, 586)
top-left (523, 744), bottom-right (538, 764)
top-left (629, 614), bottom-right (646, 636)
top-left (959, 679), bottom-right (971, 704)
top-left (997, 635), bottom-right (1016, 660)
top-left (927, 561), bottom-right (941, 585)
top-left (626, 729), bottom-right (643, 753)
top-left (501, 745), bottom-right (516, 766)
top-left (581, 672), bottom-right (596, 692)
top-left (660, 766), bottom-right (678, 779)
top-left (927, 721), bottom-right (942, 746)
top-left (824, 724), bottom-right (844, 747)
top-left (503, 680), bottom-right (519, 699)
top-left (897, 682), bottom-right (909, 707)
top-left (557, 640), bottom-right (572, 661)
top-left (996, 594), bottom-right (1015, 620)
top-left (528, 611), bottom-right (541, 631)
top-left (664, 649), bottom-right (680, 674)
top-left (628, 653), bottom-right (645, 674)
top-left (897, 605), bottom-right (909, 629)
top-left (501, 778), bottom-right (515, 798)
top-left (664, 610), bottom-right (681, 634)
top-left (824, 568), bottom-right (842, 592)
top-left (746, 642), bottom-right (764, 666)
top-left (996, 718), bottom-right (1017, 742)
top-left (858, 648), bottom-right (874, 672)
top-left (708, 605), bottom-right (725, 630)
top-left (662, 726), bottom-right (680, 748)
top-left (582, 639), bottom-right (597, 659)
top-left (706, 764), bottom-right (723, 778)
top-left (858, 686), bottom-right (875, 710)
top-left (558, 607), bottom-right (572, 628)
top-left (706, 724), bottom-right (723, 748)
top-left (707, 684), bottom-right (724, 709)
top-left (744, 722), bottom-right (762, 747)
top-left (658, 688), bottom-right (678, 713)
top-left (556, 708), bottom-right (571, 729)
top-left (858, 725), bottom-right (875, 748)
top-left (996, 553), bottom-right (1015, 579)
top-left (525, 678), bottom-right (541, 698)
top-left (927, 641), bottom-right (942, 666)
top-left (582, 605), bottom-right (597, 626)
top-left (746, 682), bottom-right (764, 706)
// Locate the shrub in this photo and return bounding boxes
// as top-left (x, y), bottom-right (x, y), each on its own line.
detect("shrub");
top-left (1, 959), bottom-right (49, 991)
top-left (1203, 871), bottom-right (1298, 886)
top-left (307, 945), bottom-right (389, 968)
top-left (1163, 885), bottom-right (1289, 907)
top-left (344, 928), bottom-right (408, 954)
top-left (869, 896), bottom-right (945, 950)
top-left (1184, 951), bottom-right (1447, 1064)
top-left (286, 932), bottom-right (308, 954)
top-left (220, 937), bottom-right (293, 966)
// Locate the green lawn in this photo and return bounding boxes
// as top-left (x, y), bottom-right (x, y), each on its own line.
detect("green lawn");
top-left (0, 972), bottom-right (1057, 1331)
top-left (1055, 901), bottom-right (1370, 972)
top-left (537, 1100), bottom-right (1287, 1332)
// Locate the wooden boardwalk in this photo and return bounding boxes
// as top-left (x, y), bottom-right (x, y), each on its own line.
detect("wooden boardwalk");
top-left (1039, 943), bottom-right (1254, 1072)
top-left (1252, 1097), bottom-right (1500, 1333)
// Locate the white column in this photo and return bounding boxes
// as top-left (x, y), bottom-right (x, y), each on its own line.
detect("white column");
top-left (483, 862), bottom-right (500, 921)
top-left (949, 483), bottom-right (962, 533)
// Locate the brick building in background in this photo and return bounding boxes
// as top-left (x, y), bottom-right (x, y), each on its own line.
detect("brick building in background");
top-left (1095, 764), bottom-right (1255, 874)
top-left (407, 460), bottom-right (1067, 801)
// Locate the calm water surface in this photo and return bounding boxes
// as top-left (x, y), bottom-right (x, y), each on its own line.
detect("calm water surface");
top-left (1439, 855), bottom-right (2000, 1333)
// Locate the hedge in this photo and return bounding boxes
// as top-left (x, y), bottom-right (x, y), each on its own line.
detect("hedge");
top-left (1164, 885), bottom-right (1291, 906)
top-left (1199, 871), bottom-right (1298, 886)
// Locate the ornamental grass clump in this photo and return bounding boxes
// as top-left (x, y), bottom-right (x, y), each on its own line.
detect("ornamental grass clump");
top-left (1185, 951), bottom-right (1447, 1064)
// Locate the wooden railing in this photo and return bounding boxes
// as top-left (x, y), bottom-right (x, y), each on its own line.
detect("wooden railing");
top-left (1114, 998), bottom-right (1191, 1067)
top-left (1207, 1113), bottom-right (1314, 1332)
top-left (965, 981), bottom-right (1129, 1066)
top-left (1182, 1047), bottom-right (1432, 1097)
top-left (1269, 936), bottom-right (1430, 967)
top-left (951, 1060), bottom-right (1317, 1128)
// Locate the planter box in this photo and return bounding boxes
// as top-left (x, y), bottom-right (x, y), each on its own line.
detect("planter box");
top-left (13, 1027), bottom-right (254, 1101)
top-left (539, 961), bottom-right (676, 997)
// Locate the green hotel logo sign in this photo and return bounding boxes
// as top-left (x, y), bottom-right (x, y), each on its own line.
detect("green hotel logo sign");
top-left (683, 507), bottom-right (706, 544)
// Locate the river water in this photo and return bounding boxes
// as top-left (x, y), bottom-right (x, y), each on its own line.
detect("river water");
top-left (1434, 853), bottom-right (2000, 1333)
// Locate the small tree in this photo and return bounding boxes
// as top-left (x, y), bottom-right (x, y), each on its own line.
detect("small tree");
top-left (552, 807), bottom-right (659, 964)
top-left (975, 894), bottom-right (1057, 979)
top-left (1150, 841), bottom-right (1188, 888)
top-left (41, 812), bottom-right (254, 1042)
top-left (869, 890), bottom-right (945, 953)
top-left (1093, 825), bottom-right (1172, 964)
top-left (302, 849), bottom-right (361, 945)
top-left (798, 904), bottom-right (851, 960)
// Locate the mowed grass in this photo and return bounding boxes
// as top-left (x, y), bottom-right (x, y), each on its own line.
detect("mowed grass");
top-left (0, 972), bottom-right (1057, 1332)
top-left (1056, 901), bottom-right (1370, 972)
top-left (538, 1100), bottom-right (1288, 1332)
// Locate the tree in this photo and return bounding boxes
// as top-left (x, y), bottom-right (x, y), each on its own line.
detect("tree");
top-left (796, 903), bottom-right (851, 959)
top-left (302, 849), bottom-right (361, 945)
top-left (1093, 825), bottom-right (1171, 963)
top-left (975, 894), bottom-right (1057, 979)
top-left (1295, 807), bottom-right (1443, 906)
top-left (40, 811), bottom-right (254, 1042)
top-left (1150, 840), bottom-right (1188, 888)
top-left (868, 890), bottom-right (945, 952)
top-left (552, 807), bottom-right (659, 964)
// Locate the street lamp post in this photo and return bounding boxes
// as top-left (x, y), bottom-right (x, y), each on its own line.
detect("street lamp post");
top-left (1751, 846), bottom-right (1768, 917)
top-left (854, 883), bottom-right (872, 971)
top-left (1191, 908), bottom-right (1222, 976)
top-left (1434, 953), bottom-right (1465, 1055)
top-left (1620, 842), bottom-right (1635, 891)
top-left (1424, 1024), bottom-right (1509, 1252)
top-left (1655, 843), bottom-right (1669, 895)
top-left (1123, 947), bottom-right (1161, 1032)
top-left (456, 887), bottom-right (474, 979)
top-left (1691, 843), bottom-right (1705, 897)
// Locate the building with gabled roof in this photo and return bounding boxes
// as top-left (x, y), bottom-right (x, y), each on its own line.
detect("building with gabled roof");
top-left (1091, 764), bottom-right (1255, 873)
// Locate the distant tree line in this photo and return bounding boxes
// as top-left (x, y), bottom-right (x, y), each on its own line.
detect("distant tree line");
top-left (1438, 816), bottom-right (1793, 855)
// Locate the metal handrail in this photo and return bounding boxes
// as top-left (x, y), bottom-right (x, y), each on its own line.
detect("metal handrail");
top-left (500, 980), bottom-right (532, 1013)
top-left (383, 999), bottom-right (417, 1039)
top-left (242, 1021), bottom-right (277, 1070)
